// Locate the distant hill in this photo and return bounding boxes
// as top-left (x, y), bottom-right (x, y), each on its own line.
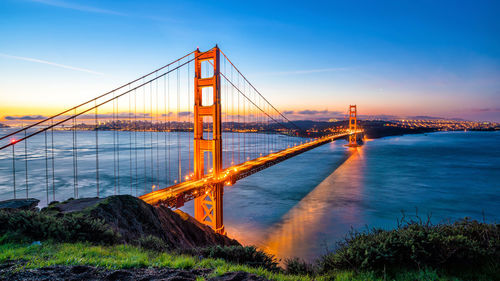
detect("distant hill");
top-left (0, 123), bottom-right (9, 128)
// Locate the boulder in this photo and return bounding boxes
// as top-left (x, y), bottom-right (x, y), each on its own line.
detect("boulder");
top-left (0, 198), bottom-right (39, 211)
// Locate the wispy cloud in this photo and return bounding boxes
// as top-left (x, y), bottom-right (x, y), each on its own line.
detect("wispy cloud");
top-left (470, 107), bottom-right (500, 112)
top-left (30, 0), bottom-right (177, 22)
top-left (178, 112), bottom-right (193, 117)
top-left (0, 53), bottom-right (104, 75)
top-left (263, 67), bottom-right (351, 76)
top-left (297, 109), bottom-right (329, 115)
top-left (30, 0), bottom-right (124, 16)
top-left (281, 109), bottom-right (345, 121)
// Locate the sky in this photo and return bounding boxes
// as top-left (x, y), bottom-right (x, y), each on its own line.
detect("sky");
top-left (0, 0), bottom-right (499, 122)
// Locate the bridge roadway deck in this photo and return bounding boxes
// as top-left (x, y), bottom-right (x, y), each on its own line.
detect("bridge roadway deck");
top-left (139, 131), bottom-right (359, 207)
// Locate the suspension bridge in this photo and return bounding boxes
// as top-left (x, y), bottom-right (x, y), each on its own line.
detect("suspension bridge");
top-left (0, 46), bottom-right (363, 234)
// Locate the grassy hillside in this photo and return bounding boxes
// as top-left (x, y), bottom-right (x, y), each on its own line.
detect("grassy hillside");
top-left (0, 242), bottom-right (483, 281)
top-left (0, 196), bottom-right (497, 280)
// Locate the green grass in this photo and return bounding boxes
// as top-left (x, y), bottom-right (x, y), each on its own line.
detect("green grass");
top-left (0, 242), bottom-right (309, 280)
top-left (0, 242), bottom-right (478, 281)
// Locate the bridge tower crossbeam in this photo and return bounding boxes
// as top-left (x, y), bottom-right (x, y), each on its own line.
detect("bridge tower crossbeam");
top-left (193, 46), bottom-right (225, 234)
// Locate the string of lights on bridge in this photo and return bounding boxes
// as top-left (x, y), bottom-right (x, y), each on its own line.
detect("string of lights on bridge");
top-left (0, 46), bottom-right (361, 233)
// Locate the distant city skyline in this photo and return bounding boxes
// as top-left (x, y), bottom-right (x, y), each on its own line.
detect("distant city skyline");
top-left (1, 0), bottom-right (499, 122)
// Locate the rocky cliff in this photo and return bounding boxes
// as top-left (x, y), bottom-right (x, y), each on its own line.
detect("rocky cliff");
top-left (43, 195), bottom-right (240, 249)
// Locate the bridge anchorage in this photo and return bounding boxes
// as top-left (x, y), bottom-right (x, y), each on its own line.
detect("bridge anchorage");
top-left (0, 45), bottom-right (364, 236)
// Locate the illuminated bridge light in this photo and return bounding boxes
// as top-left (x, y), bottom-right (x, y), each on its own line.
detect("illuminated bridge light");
top-left (57, 47), bottom-right (367, 234)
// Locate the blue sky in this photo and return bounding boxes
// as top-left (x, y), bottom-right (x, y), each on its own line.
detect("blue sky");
top-left (1, 0), bottom-right (499, 121)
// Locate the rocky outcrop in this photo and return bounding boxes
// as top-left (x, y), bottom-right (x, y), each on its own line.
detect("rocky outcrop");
top-left (0, 198), bottom-right (39, 211)
top-left (44, 195), bottom-right (240, 249)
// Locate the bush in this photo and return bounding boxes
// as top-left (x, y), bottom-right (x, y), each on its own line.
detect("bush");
top-left (138, 235), bottom-right (169, 252)
top-left (0, 209), bottom-right (119, 244)
top-left (181, 245), bottom-right (280, 272)
top-left (318, 217), bottom-right (499, 277)
top-left (284, 257), bottom-right (315, 276)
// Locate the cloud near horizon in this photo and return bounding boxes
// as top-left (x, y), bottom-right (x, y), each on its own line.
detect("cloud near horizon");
top-left (178, 111), bottom-right (193, 117)
top-left (470, 108), bottom-right (500, 112)
top-left (297, 110), bottom-right (329, 115)
top-left (280, 109), bottom-right (346, 121)
top-left (4, 115), bottom-right (48, 120)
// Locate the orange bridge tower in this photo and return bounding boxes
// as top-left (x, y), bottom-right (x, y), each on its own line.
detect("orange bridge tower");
top-left (348, 105), bottom-right (360, 147)
top-left (193, 47), bottom-right (225, 234)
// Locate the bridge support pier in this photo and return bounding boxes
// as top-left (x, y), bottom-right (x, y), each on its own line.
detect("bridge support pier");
top-left (193, 46), bottom-right (225, 234)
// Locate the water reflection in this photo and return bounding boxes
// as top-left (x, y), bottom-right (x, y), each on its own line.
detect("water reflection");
top-left (224, 132), bottom-right (500, 262)
top-left (260, 147), bottom-right (366, 261)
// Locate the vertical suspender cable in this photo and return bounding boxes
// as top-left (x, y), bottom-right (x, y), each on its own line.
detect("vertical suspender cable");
top-left (177, 64), bottom-right (181, 183)
top-left (12, 144), bottom-right (16, 199)
top-left (150, 81), bottom-right (154, 190)
top-left (117, 95), bottom-right (120, 194)
top-left (224, 59), bottom-right (227, 168)
top-left (143, 79), bottom-right (147, 193)
top-left (95, 101), bottom-right (100, 197)
top-left (44, 130), bottom-right (49, 204)
top-left (113, 94), bottom-right (117, 195)
top-left (237, 72), bottom-right (240, 164)
top-left (75, 114), bottom-right (78, 198)
top-left (232, 60), bottom-right (235, 165)
top-left (72, 109), bottom-right (77, 198)
top-left (129, 85), bottom-right (133, 194)
top-left (188, 60), bottom-right (191, 175)
top-left (24, 128), bottom-right (28, 198)
top-left (51, 120), bottom-right (55, 201)
top-left (243, 81), bottom-right (246, 161)
top-left (167, 67), bottom-right (171, 184)
top-left (156, 75), bottom-right (160, 188)
top-left (164, 74), bottom-right (168, 185)
top-left (134, 89), bottom-right (138, 195)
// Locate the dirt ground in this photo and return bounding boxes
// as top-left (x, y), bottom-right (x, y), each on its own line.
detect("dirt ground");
top-left (0, 262), bottom-right (268, 281)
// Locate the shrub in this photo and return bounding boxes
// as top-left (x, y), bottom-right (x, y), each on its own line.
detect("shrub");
top-left (0, 209), bottom-right (119, 244)
top-left (318, 217), bottom-right (499, 277)
top-left (181, 245), bottom-right (280, 272)
top-left (284, 257), bottom-right (315, 276)
top-left (138, 235), bottom-right (168, 252)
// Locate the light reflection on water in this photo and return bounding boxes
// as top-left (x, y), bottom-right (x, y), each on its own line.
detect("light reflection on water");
top-left (260, 148), bottom-right (365, 260)
top-left (217, 131), bottom-right (500, 262)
